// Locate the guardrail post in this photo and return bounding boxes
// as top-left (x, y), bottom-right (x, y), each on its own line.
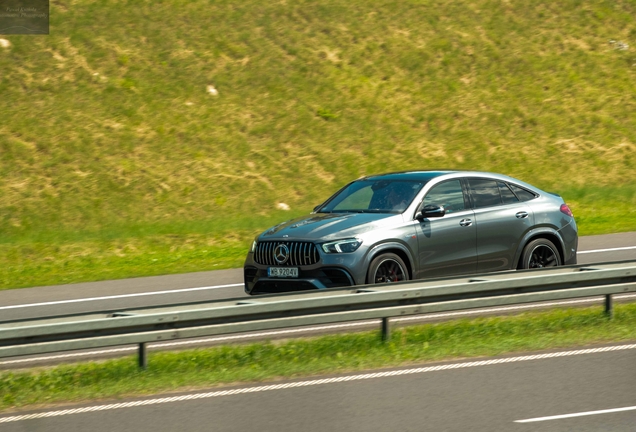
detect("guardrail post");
top-left (138, 343), bottom-right (148, 369)
top-left (605, 294), bottom-right (613, 319)
top-left (381, 317), bottom-right (391, 342)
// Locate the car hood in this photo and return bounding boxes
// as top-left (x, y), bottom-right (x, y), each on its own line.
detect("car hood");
top-left (259, 212), bottom-right (400, 241)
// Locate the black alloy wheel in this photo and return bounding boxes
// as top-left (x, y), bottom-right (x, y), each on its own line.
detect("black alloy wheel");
top-left (521, 238), bottom-right (561, 269)
top-left (367, 253), bottom-right (409, 284)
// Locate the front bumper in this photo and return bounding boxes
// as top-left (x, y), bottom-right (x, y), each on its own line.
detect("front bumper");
top-left (244, 266), bottom-right (355, 295)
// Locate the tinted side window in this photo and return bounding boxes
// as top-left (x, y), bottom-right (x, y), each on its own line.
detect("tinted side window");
top-left (423, 180), bottom-right (466, 213)
top-left (468, 179), bottom-right (502, 208)
top-left (498, 182), bottom-right (519, 204)
top-left (510, 184), bottom-right (537, 202)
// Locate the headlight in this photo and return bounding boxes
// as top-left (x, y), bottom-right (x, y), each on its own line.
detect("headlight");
top-left (321, 238), bottom-right (362, 254)
top-left (250, 240), bottom-right (258, 253)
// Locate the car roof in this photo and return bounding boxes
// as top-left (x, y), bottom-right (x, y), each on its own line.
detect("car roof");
top-left (361, 170), bottom-right (456, 182)
top-left (358, 170), bottom-right (542, 193)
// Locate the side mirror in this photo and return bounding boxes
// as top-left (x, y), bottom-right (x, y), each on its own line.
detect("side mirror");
top-left (416, 204), bottom-right (445, 220)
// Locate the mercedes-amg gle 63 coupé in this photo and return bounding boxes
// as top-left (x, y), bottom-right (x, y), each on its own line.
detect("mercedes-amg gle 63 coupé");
top-left (244, 171), bottom-right (578, 295)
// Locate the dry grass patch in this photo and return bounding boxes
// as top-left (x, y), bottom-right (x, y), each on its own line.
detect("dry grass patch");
top-left (0, 0), bottom-right (634, 288)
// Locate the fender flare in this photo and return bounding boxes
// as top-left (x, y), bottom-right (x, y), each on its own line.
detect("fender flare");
top-left (514, 227), bottom-right (566, 268)
top-left (365, 241), bottom-right (417, 279)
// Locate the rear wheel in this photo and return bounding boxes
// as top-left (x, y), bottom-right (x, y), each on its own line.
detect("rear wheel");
top-left (367, 253), bottom-right (409, 284)
top-left (520, 239), bottom-right (561, 269)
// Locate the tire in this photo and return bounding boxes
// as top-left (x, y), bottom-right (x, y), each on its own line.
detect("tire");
top-left (520, 238), bottom-right (561, 269)
top-left (367, 253), bottom-right (409, 284)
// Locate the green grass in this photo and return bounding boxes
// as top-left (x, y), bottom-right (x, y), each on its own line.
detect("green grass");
top-left (1, 0), bottom-right (635, 289)
top-left (0, 212), bottom-right (306, 289)
top-left (2, 303), bottom-right (636, 411)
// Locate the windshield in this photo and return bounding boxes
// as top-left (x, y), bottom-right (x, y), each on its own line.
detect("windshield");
top-left (318, 180), bottom-right (426, 214)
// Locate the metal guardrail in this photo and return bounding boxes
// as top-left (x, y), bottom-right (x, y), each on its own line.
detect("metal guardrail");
top-left (1, 261), bottom-right (635, 368)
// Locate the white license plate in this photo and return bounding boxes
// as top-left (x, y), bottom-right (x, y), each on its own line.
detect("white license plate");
top-left (268, 267), bottom-right (299, 278)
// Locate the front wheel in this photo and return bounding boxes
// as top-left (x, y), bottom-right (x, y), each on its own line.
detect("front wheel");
top-left (520, 239), bottom-right (561, 269)
top-left (367, 253), bottom-right (409, 284)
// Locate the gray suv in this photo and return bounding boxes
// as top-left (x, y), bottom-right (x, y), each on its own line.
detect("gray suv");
top-left (244, 171), bottom-right (578, 295)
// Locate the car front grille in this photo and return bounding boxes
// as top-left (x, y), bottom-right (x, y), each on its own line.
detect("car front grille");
top-left (255, 241), bottom-right (320, 266)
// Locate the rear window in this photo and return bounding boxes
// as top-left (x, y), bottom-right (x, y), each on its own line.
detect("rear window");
top-left (509, 184), bottom-right (538, 202)
top-left (468, 179), bottom-right (502, 208)
top-left (498, 182), bottom-right (519, 204)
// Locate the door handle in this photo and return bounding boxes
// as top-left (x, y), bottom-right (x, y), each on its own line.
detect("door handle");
top-left (516, 211), bottom-right (529, 219)
top-left (459, 218), bottom-right (472, 227)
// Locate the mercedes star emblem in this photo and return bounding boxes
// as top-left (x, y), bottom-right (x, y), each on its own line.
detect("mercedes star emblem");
top-left (273, 244), bottom-right (290, 264)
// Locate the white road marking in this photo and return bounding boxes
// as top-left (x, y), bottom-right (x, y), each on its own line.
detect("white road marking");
top-left (515, 406), bottom-right (636, 423)
top-left (2, 294), bottom-right (634, 367)
top-left (1, 343), bottom-right (635, 424)
top-left (0, 283), bottom-right (243, 311)
top-left (578, 246), bottom-right (636, 254)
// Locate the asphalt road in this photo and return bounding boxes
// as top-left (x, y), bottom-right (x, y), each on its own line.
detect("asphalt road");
top-left (1, 343), bottom-right (634, 431)
top-left (1, 232), bottom-right (635, 322)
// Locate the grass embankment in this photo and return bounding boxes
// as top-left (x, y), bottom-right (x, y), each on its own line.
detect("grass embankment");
top-left (1, 304), bottom-right (636, 411)
top-left (1, 0), bottom-right (635, 289)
